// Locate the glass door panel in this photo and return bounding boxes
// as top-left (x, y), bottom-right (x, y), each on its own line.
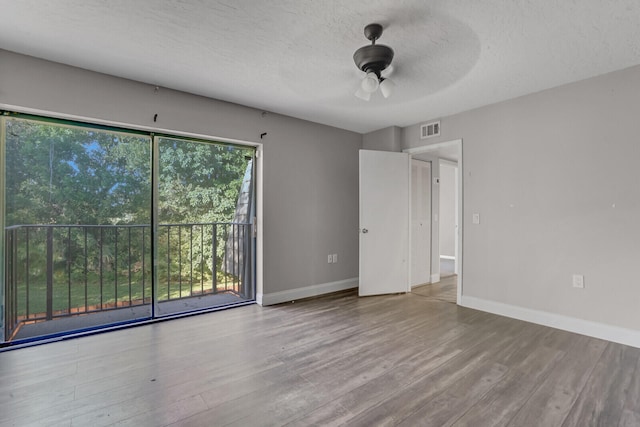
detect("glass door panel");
top-left (1, 114), bottom-right (257, 345)
top-left (155, 136), bottom-right (255, 316)
top-left (3, 117), bottom-right (152, 342)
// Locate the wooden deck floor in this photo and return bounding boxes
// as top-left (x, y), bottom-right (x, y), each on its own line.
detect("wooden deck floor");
top-left (1, 281), bottom-right (639, 426)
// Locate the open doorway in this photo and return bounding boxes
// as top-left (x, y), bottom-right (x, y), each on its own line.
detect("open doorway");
top-left (439, 159), bottom-right (458, 277)
top-left (410, 159), bottom-right (431, 288)
top-left (404, 139), bottom-right (463, 304)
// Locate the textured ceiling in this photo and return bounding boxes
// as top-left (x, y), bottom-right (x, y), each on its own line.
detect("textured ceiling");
top-left (1, 0), bottom-right (640, 133)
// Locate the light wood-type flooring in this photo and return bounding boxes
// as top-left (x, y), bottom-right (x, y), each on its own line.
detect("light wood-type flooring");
top-left (1, 280), bottom-right (640, 426)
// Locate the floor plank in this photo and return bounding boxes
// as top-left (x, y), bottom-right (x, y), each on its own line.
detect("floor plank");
top-left (505, 332), bottom-right (608, 427)
top-left (451, 329), bottom-right (564, 426)
top-left (561, 343), bottom-right (640, 427)
top-left (0, 281), bottom-right (637, 427)
top-left (412, 275), bottom-right (457, 303)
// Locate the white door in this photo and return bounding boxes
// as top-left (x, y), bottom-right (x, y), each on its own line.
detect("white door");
top-left (411, 160), bottom-right (431, 286)
top-left (359, 150), bottom-right (410, 296)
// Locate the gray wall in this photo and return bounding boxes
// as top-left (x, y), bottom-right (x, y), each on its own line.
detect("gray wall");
top-left (0, 49), bottom-right (361, 297)
top-left (362, 126), bottom-right (402, 152)
top-left (439, 162), bottom-right (456, 258)
top-left (402, 64), bottom-right (640, 331)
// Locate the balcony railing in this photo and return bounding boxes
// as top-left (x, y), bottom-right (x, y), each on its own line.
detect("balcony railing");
top-left (4, 222), bottom-right (252, 341)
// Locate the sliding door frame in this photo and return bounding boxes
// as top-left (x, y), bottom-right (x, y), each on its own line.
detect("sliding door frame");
top-left (0, 109), bottom-right (263, 346)
top-left (151, 133), bottom-right (160, 318)
top-left (0, 116), bottom-right (5, 342)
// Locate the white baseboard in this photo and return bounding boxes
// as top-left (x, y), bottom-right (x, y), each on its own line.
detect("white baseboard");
top-left (430, 273), bottom-right (440, 283)
top-left (258, 277), bottom-right (358, 306)
top-left (460, 295), bottom-right (640, 349)
top-left (440, 255), bottom-right (455, 260)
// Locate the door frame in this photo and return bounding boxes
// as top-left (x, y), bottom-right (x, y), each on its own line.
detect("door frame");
top-left (439, 158), bottom-right (459, 275)
top-left (410, 158), bottom-right (432, 288)
top-left (403, 139), bottom-right (463, 304)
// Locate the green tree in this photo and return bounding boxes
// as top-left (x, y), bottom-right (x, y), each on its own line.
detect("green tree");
top-left (5, 119), bottom-right (152, 226)
top-left (5, 117), bottom-right (253, 312)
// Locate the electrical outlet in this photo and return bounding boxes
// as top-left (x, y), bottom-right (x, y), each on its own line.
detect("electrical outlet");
top-left (572, 274), bottom-right (584, 289)
top-left (332, 254), bottom-right (338, 263)
top-left (327, 254), bottom-right (333, 264)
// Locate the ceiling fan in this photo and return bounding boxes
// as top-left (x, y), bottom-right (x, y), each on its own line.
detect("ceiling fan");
top-left (353, 23), bottom-right (395, 101)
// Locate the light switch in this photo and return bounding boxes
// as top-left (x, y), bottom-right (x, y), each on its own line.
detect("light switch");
top-left (472, 213), bottom-right (480, 224)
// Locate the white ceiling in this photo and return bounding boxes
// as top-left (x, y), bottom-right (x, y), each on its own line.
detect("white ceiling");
top-left (1, 0), bottom-right (640, 133)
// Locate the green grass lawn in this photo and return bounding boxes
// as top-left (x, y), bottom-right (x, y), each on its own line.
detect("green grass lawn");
top-left (14, 271), bottom-right (241, 318)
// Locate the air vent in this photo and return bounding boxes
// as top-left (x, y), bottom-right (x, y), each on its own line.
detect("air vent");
top-left (420, 121), bottom-right (440, 139)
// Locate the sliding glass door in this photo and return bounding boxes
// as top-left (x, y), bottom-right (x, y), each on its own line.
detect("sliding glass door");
top-left (2, 116), bottom-right (152, 341)
top-left (155, 136), bottom-right (255, 316)
top-left (1, 114), bottom-right (255, 344)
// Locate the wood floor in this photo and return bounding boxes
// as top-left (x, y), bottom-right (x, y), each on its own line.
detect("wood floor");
top-left (1, 282), bottom-right (639, 426)
top-left (412, 275), bottom-right (457, 303)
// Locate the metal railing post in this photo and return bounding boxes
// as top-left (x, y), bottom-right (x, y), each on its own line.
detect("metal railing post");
top-left (46, 227), bottom-right (53, 321)
top-left (212, 223), bottom-right (217, 294)
top-left (6, 230), bottom-right (15, 340)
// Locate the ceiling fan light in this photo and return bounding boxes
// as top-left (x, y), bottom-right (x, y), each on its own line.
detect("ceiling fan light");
top-left (355, 87), bottom-right (371, 101)
top-left (379, 78), bottom-right (395, 98)
top-left (381, 64), bottom-right (394, 78)
top-left (361, 72), bottom-right (379, 93)
top-left (353, 23), bottom-right (396, 100)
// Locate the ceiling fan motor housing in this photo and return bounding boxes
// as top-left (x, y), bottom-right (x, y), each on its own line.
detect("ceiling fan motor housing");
top-left (353, 23), bottom-right (394, 77)
top-left (353, 23), bottom-right (395, 100)
top-left (353, 44), bottom-right (394, 76)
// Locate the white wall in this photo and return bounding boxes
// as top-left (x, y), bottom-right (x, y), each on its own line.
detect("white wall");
top-left (0, 49), bottom-right (361, 303)
top-left (402, 64), bottom-right (640, 339)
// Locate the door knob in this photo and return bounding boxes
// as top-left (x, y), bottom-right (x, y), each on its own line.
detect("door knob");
top-left (362, 228), bottom-right (369, 234)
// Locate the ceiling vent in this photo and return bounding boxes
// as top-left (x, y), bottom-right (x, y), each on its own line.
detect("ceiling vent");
top-left (420, 121), bottom-right (440, 139)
